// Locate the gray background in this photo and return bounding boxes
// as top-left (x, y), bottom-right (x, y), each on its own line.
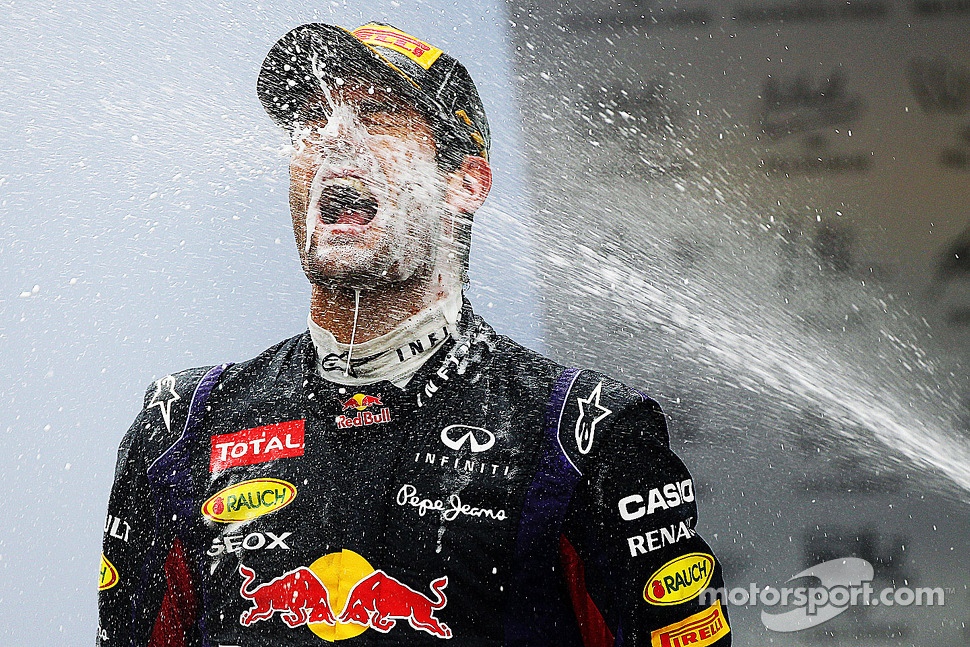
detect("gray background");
top-left (507, 0), bottom-right (970, 644)
top-left (2, 0), bottom-right (970, 644)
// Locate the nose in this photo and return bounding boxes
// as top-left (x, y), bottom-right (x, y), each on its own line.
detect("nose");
top-left (315, 105), bottom-right (369, 156)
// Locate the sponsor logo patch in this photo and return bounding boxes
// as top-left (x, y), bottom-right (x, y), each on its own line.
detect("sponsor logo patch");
top-left (207, 531), bottom-right (293, 557)
top-left (651, 600), bottom-right (730, 647)
top-left (352, 24), bottom-right (444, 70)
top-left (104, 514), bottom-right (131, 543)
top-left (238, 549), bottom-right (452, 640)
top-left (395, 483), bottom-right (508, 522)
top-left (210, 420), bottom-right (305, 472)
top-left (148, 375), bottom-right (180, 433)
top-left (202, 478), bottom-right (296, 523)
top-left (336, 394), bottom-right (392, 429)
top-left (618, 479), bottom-right (695, 521)
top-left (627, 517), bottom-right (697, 556)
top-left (99, 553), bottom-right (119, 591)
top-left (574, 381), bottom-right (612, 455)
top-left (644, 553), bottom-right (716, 605)
top-left (440, 424), bottom-right (495, 453)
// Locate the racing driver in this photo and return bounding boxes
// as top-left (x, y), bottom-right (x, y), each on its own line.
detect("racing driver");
top-left (98, 21), bottom-right (731, 647)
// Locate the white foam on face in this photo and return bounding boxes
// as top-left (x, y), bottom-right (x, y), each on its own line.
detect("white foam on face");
top-left (291, 71), bottom-right (455, 296)
top-left (300, 100), bottom-right (383, 255)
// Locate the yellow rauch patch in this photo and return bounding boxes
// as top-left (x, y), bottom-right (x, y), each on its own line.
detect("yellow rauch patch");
top-left (201, 478), bottom-right (296, 523)
top-left (99, 554), bottom-right (119, 591)
top-left (352, 24), bottom-right (444, 70)
top-left (644, 552), bottom-right (716, 605)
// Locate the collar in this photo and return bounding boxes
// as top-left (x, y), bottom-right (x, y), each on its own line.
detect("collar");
top-left (308, 291), bottom-right (462, 388)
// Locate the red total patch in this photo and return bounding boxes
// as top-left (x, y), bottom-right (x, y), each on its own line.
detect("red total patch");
top-left (210, 420), bottom-right (305, 472)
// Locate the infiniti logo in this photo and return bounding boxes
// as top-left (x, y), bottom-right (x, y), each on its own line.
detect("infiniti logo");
top-left (440, 424), bottom-right (495, 453)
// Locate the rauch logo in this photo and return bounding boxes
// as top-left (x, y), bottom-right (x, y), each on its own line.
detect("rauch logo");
top-left (99, 554), bottom-right (119, 591)
top-left (644, 553), bottom-right (715, 606)
top-left (201, 478), bottom-right (296, 523)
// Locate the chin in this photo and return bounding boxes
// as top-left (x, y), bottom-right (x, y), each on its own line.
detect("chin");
top-left (303, 251), bottom-right (424, 290)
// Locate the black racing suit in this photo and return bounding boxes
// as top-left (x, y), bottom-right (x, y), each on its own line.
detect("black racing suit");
top-left (99, 303), bottom-right (731, 646)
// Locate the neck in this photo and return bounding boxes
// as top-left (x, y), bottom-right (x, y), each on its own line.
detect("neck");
top-left (309, 268), bottom-right (461, 343)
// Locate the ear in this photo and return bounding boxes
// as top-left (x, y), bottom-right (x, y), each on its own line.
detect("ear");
top-left (445, 155), bottom-right (492, 214)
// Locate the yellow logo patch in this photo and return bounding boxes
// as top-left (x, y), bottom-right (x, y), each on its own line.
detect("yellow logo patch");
top-left (99, 554), bottom-right (119, 591)
top-left (651, 600), bottom-right (729, 647)
top-left (643, 552), bottom-right (716, 605)
top-left (202, 478), bottom-right (296, 523)
top-left (352, 24), bottom-right (443, 70)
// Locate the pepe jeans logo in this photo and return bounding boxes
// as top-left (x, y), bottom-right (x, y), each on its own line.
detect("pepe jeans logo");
top-left (440, 425), bottom-right (495, 453)
top-left (395, 484), bottom-right (507, 522)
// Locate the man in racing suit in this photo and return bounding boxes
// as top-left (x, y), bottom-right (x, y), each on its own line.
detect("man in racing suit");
top-left (98, 21), bottom-right (731, 647)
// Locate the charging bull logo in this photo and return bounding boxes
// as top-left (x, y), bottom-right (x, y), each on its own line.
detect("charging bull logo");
top-left (340, 394), bottom-right (384, 412)
top-left (339, 570), bottom-right (451, 638)
top-left (237, 550), bottom-right (452, 640)
top-left (239, 565), bottom-right (336, 627)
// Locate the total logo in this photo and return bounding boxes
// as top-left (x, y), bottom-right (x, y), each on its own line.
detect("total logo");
top-left (336, 393), bottom-right (392, 430)
top-left (202, 478), bottom-right (297, 523)
top-left (238, 549), bottom-right (452, 640)
top-left (210, 420), bottom-right (305, 472)
top-left (643, 553), bottom-right (715, 605)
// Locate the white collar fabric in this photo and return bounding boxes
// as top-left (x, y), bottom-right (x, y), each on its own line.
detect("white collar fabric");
top-left (307, 292), bottom-right (462, 388)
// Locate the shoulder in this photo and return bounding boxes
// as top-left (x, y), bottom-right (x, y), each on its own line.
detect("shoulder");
top-left (127, 333), bottom-right (306, 455)
top-left (547, 367), bottom-right (670, 476)
top-left (465, 310), bottom-right (668, 468)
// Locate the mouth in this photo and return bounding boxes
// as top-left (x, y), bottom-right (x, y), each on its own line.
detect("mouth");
top-left (313, 177), bottom-right (380, 228)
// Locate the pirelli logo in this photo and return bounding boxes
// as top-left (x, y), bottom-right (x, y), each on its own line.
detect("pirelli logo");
top-left (651, 600), bottom-right (729, 647)
top-left (352, 24), bottom-right (444, 69)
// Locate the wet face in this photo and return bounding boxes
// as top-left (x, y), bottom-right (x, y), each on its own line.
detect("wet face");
top-left (288, 82), bottom-right (450, 290)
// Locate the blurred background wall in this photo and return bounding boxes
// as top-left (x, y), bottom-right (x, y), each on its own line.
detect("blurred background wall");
top-left (505, 0), bottom-right (970, 643)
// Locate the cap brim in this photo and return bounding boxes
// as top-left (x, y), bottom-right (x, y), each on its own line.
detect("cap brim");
top-left (258, 23), bottom-right (427, 129)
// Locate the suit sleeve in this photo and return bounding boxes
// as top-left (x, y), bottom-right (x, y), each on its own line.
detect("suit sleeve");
top-left (560, 398), bottom-right (731, 647)
top-left (98, 384), bottom-right (200, 646)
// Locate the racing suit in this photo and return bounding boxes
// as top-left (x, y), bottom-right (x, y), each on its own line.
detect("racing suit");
top-left (99, 301), bottom-right (731, 646)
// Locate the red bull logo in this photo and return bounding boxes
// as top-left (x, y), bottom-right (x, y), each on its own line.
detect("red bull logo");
top-left (237, 550), bottom-right (452, 640)
top-left (239, 565), bottom-right (336, 628)
top-left (336, 394), bottom-right (392, 430)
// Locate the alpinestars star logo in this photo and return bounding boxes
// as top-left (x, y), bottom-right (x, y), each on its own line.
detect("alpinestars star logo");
top-left (148, 375), bottom-right (180, 433)
top-left (575, 381), bottom-right (612, 455)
